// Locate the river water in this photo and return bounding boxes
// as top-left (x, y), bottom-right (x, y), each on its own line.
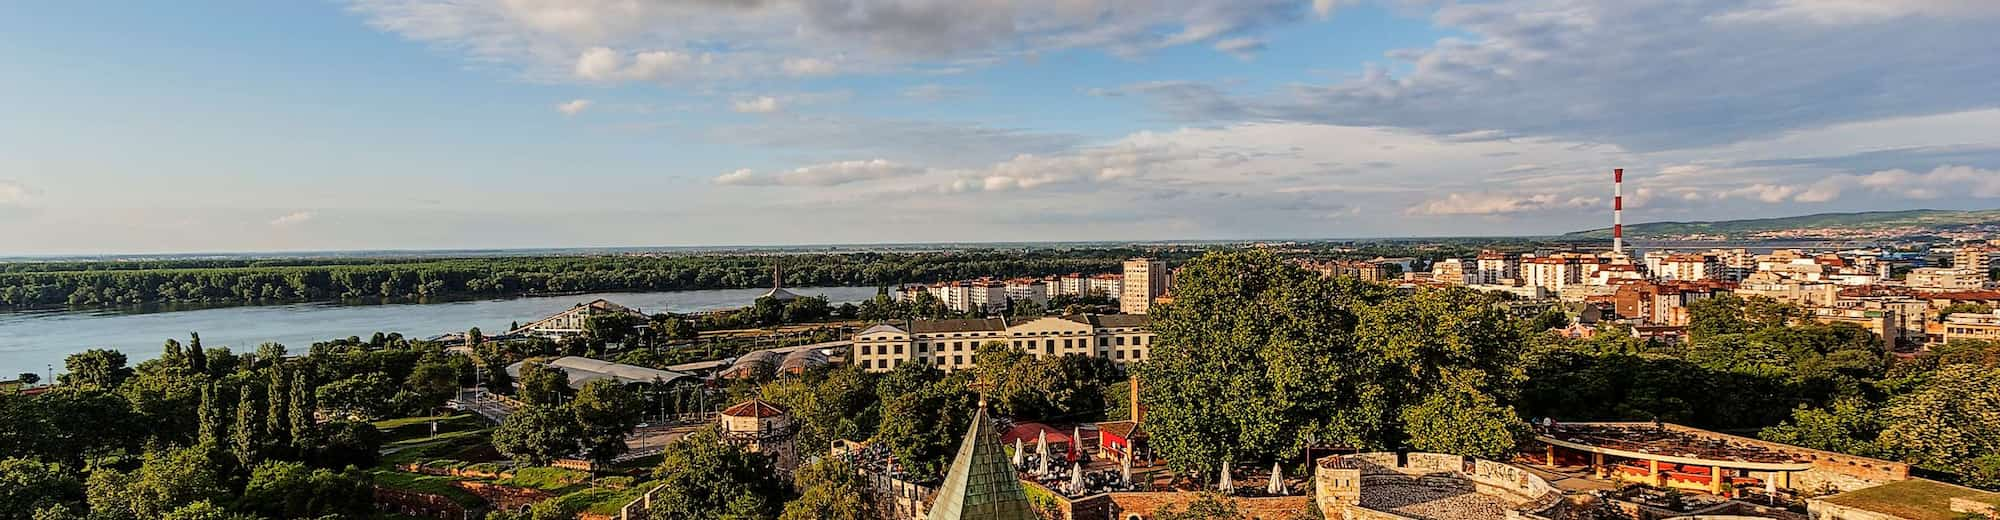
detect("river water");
top-left (0, 286), bottom-right (882, 376)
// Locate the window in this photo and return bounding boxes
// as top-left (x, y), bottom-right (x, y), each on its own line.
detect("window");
top-left (861, 344), bottom-right (872, 355)
top-left (1116, 350), bottom-right (1125, 359)
top-left (918, 343), bottom-right (928, 353)
top-left (860, 359), bottom-right (872, 369)
top-left (1063, 339), bottom-right (1073, 349)
top-left (1115, 336), bottom-right (1126, 346)
top-left (1099, 338), bottom-right (1109, 347)
top-left (894, 345), bottom-right (904, 355)
top-left (954, 355), bottom-right (963, 365)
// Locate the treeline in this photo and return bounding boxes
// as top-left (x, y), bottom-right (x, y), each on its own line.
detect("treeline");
top-left (0, 332), bottom-right (471, 519)
top-left (0, 251), bottom-right (1151, 308)
top-left (1141, 250), bottom-right (2000, 491)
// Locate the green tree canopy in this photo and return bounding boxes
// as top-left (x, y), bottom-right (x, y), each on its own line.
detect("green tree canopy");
top-left (648, 428), bottom-right (784, 520)
top-left (493, 404), bottom-right (582, 465)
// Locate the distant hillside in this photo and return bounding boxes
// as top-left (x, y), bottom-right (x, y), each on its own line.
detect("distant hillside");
top-left (1566, 209), bottom-right (2000, 240)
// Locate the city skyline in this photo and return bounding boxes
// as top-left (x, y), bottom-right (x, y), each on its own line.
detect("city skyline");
top-left (4, 1), bottom-right (2000, 255)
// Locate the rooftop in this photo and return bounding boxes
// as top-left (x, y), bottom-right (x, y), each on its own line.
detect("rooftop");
top-left (1817, 479), bottom-right (2000, 520)
top-left (503, 356), bottom-right (693, 389)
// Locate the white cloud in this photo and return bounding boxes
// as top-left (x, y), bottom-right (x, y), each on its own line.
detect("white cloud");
top-left (1811, 165), bottom-right (2000, 200)
top-left (346, 0), bottom-right (1336, 83)
top-left (731, 96), bottom-right (783, 114)
top-left (714, 159), bottom-right (923, 187)
top-left (1406, 192), bottom-right (1601, 216)
top-left (1715, 0), bottom-right (2000, 25)
top-left (556, 99), bottom-right (592, 116)
top-left (0, 180), bottom-right (29, 205)
top-left (1126, 0), bottom-right (2000, 151)
top-left (269, 211), bottom-right (315, 227)
top-left (781, 57), bottom-right (838, 77)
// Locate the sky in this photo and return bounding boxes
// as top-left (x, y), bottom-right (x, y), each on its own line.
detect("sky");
top-left (2, 0), bottom-right (1999, 255)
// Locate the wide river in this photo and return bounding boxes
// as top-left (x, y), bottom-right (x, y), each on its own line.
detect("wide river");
top-left (0, 286), bottom-right (881, 376)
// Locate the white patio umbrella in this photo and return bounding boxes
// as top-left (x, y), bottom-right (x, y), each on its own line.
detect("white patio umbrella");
top-left (1070, 461), bottom-right (1084, 494)
top-left (1036, 430), bottom-right (1052, 476)
top-left (1219, 460), bottom-right (1234, 494)
top-left (1121, 453), bottom-right (1133, 487)
top-left (1267, 461), bottom-right (1286, 495)
top-left (1013, 437), bottom-right (1025, 468)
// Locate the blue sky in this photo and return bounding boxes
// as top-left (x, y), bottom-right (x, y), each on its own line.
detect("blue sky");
top-left (3, 0), bottom-right (1999, 254)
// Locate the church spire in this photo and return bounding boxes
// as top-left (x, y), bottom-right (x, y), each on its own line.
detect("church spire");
top-left (925, 401), bottom-right (1035, 520)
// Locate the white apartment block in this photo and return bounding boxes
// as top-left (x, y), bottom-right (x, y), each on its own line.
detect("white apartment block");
top-left (1908, 268), bottom-right (1989, 291)
top-left (850, 314), bottom-right (1155, 373)
top-left (1121, 258), bottom-right (1167, 314)
top-left (1475, 251), bottom-right (1517, 285)
top-left (1089, 273), bottom-right (1125, 301)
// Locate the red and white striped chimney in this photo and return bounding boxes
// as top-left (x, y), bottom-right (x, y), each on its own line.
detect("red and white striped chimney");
top-left (1613, 168), bottom-right (1625, 255)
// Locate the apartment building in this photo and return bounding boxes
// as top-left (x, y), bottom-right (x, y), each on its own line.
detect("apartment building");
top-left (1121, 258), bottom-right (1167, 314)
top-left (1940, 309), bottom-right (2000, 343)
top-left (849, 314), bottom-right (1155, 373)
top-left (1004, 278), bottom-right (1051, 308)
top-left (1908, 268), bottom-right (1988, 291)
top-left (1612, 281), bottom-right (1730, 326)
top-left (1431, 259), bottom-right (1470, 285)
top-left (1476, 251), bottom-right (1518, 285)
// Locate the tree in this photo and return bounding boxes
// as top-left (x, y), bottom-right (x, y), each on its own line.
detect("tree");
top-left (760, 367), bottom-right (876, 451)
top-left (517, 362), bottom-right (574, 406)
top-left (15, 373), bottom-right (38, 387)
top-left (316, 373), bottom-right (397, 419)
top-left (780, 458), bottom-right (876, 520)
top-left (1398, 389), bottom-right (1525, 459)
top-left (586, 312), bottom-right (643, 344)
top-left (573, 379), bottom-right (644, 463)
top-left (59, 349), bottom-right (131, 390)
top-left (1759, 397), bottom-right (1882, 457)
top-left (195, 383), bottom-right (225, 448)
top-left (404, 361), bottom-right (460, 411)
top-left (1153, 493), bottom-right (1246, 520)
top-left (0, 459), bottom-right (81, 520)
top-left (160, 501), bottom-right (257, 520)
top-left (648, 428), bottom-right (783, 520)
top-left (1688, 294), bottom-right (1753, 341)
top-left (85, 447), bottom-right (225, 520)
top-left (236, 461), bottom-right (373, 519)
top-left (1137, 251), bottom-right (1379, 474)
top-left (1877, 364), bottom-right (2000, 475)
top-left (874, 372), bottom-right (974, 483)
top-left (299, 421), bottom-right (385, 468)
top-left (230, 386), bottom-right (263, 466)
top-left (492, 405), bottom-right (581, 465)
top-left (186, 333), bottom-right (208, 375)
top-left (287, 370), bottom-right (313, 447)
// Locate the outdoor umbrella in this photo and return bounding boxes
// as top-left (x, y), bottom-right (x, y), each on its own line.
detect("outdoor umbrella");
top-left (1219, 460), bottom-right (1234, 494)
top-left (1070, 461), bottom-right (1084, 494)
top-left (1036, 430), bottom-right (1051, 476)
top-left (1013, 437), bottom-right (1025, 468)
top-left (1121, 452), bottom-right (1133, 487)
top-left (1267, 462), bottom-right (1286, 495)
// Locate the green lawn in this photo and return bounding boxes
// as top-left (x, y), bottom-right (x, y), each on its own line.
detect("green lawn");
top-left (495, 467), bottom-right (591, 494)
top-left (369, 470), bottom-right (488, 509)
top-left (371, 414), bottom-right (487, 443)
top-left (1819, 479), bottom-right (2000, 520)
top-left (379, 432), bottom-right (494, 467)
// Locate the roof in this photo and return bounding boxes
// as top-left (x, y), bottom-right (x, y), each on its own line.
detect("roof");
top-left (722, 399), bottom-right (787, 418)
top-left (910, 318), bottom-right (1009, 334)
top-left (1095, 420), bottom-right (1146, 440)
top-left (1817, 480), bottom-right (2000, 520)
top-left (1060, 314), bottom-right (1152, 328)
top-left (761, 287), bottom-right (800, 301)
top-left (777, 348), bottom-right (829, 373)
top-left (998, 423), bottom-right (1073, 448)
top-left (926, 404), bottom-right (1037, 520)
top-left (503, 356), bottom-right (693, 389)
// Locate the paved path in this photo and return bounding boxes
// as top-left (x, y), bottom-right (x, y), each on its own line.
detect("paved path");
top-left (667, 339), bottom-right (851, 373)
top-left (450, 388), bottom-right (522, 423)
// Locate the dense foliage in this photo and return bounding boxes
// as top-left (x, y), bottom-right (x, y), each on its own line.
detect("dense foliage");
top-left (0, 332), bottom-right (449, 519)
top-left (0, 251), bottom-right (1140, 308)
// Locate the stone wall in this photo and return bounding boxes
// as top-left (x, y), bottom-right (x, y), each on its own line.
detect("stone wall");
top-left (1314, 453), bottom-right (1565, 520)
top-left (1805, 501), bottom-right (1906, 520)
top-left (456, 480), bottom-right (554, 512)
top-left (1657, 424), bottom-right (1907, 493)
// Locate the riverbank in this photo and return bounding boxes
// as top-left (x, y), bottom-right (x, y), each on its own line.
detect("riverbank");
top-left (0, 286), bottom-right (880, 376)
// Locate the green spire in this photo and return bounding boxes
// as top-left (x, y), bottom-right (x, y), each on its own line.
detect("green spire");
top-left (926, 403), bottom-right (1036, 520)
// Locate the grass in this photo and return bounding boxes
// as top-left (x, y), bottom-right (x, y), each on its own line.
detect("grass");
top-left (369, 470), bottom-right (489, 509)
top-left (371, 414), bottom-right (487, 443)
top-left (387, 428), bottom-right (486, 448)
top-left (577, 485), bottom-right (657, 516)
top-left (495, 467), bottom-right (592, 494)
top-left (1819, 479), bottom-right (2000, 520)
top-left (379, 431), bottom-right (494, 467)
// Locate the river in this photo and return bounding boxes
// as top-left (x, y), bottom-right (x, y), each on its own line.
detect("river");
top-left (0, 286), bottom-right (882, 376)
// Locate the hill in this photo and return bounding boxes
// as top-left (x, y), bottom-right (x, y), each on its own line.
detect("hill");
top-left (1565, 209), bottom-right (2000, 240)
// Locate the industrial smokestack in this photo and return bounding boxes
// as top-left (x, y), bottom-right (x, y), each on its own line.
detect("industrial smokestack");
top-left (1613, 168), bottom-right (1625, 255)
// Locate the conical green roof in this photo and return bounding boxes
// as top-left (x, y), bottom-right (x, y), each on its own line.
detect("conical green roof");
top-left (927, 404), bottom-right (1037, 520)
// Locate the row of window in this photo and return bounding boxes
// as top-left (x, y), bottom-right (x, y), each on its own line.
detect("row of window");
top-left (856, 349), bottom-right (1147, 371)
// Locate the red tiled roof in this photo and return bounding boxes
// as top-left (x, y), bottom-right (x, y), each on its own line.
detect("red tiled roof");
top-left (721, 399), bottom-right (786, 418)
